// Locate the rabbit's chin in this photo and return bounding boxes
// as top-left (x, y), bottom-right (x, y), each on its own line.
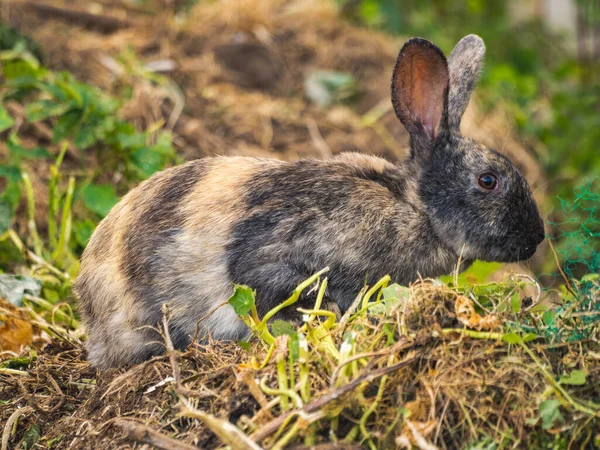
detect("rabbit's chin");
top-left (472, 243), bottom-right (539, 264)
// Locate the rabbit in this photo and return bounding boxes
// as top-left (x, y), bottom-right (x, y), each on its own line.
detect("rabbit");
top-left (75, 35), bottom-right (545, 369)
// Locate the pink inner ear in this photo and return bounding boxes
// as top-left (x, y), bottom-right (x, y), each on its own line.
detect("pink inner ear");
top-left (393, 44), bottom-right (448, 140)
top-left (410, 54), bottom-right (448, 139)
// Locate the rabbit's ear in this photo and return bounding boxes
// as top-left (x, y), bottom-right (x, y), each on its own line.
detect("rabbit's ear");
top-left (391, 38), bottom-right (449, 150)
top-left (447, 35), bottom-right (485, 130)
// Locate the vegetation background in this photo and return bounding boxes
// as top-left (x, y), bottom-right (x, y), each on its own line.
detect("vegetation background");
top-left (0, 0), bottom-right (599, 449)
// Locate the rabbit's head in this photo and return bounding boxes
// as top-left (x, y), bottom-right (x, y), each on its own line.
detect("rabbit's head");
top-left (392, 35), bottom-right (545, 263)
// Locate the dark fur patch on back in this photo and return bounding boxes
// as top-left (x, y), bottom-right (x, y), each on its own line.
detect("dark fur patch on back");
top-left (121, 160), bottom-right (207, 309)
top-left (227, 159), bottom-right (410, 316)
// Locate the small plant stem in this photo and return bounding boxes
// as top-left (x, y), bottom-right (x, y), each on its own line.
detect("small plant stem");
top-left (302, 277), bottom-right (328, 327)
top-left (259, 378), bottom-right (303, 409)
top-left (277, 355), bottom-right (290, 411)
top-left (116, 420), bottom-right (199, 450)
top-left (7, 229), bottom-right (69, 280)
top-left (288, 352), bottom-right (295, 395)
top-left (21, 172), bottom-right (43, 256)
top-left (261, 267), bottom-right (329, 325)
top-left (179, 399), bottom-right (262, 450)
top-left (297, 308), bottom-right (337, 329)
top-left (304, 423), bottom-right (317, 446)
top-left (361, 275), bottom-right (390, 310)
top-left (251, 305), bottom-right (260, 325)
top-left (343, 425), bottom-right (360, 443)
top-left (359, 356), bottom-right (392, 449)
top-left (269, 411), bottom-right (298, 444)
top-left (259, 343), bottom-right (276, 369)
top-left (23, 295), bottom-right (80, 328)
top-left (271, 420), bottom-right (301, 450)
top-left (53, 175), bottom-right (75, 264)
top-left (441, 328), bottom-right (504, 340)
top-left (48, 143), bottom-right (68, 250)
top-left (298, 334), bottom-right (310, 403)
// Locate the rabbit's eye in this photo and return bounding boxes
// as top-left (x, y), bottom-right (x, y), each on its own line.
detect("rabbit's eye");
top-left (477, 173), bottom-right (499, 191)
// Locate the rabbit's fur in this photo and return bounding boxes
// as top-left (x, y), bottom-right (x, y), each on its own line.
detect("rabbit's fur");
top-left (75, 35), bottom-right (545, 369)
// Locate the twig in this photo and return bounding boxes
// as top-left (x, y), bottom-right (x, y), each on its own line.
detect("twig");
top-left (440, 328), bottom-right (504, 340)
top-left (307, 119), bottom-right (332, 159)
top-left (336, 286), bottom-right (367, 336)
top-left (161, 305), bottom-right (193, 397)
top-left (180, 398), bottom-right (264, 450)
top-left (2, 406), bottom-right (34, 450)
top-left (330, 338), bottom-right (414, 389)
top-left (547, 239), bottom-right (577, 298)
top-left (116, 420), bottom-right (198, 450)
top-left (0, 368), bottom-right (29, 376)
top-left (251, 349), bottom-right (425, 442)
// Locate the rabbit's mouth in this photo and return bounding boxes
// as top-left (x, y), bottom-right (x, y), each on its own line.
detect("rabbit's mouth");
top-left (484, 241), bottom-right (541, 263)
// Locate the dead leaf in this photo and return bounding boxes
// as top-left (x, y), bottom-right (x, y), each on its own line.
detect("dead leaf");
top-left (396, 419), bottom-right (438, 449)
top-left (454, 296), bottom-right (500, 331)
top-left (0, 297), bottom-right (34, 353)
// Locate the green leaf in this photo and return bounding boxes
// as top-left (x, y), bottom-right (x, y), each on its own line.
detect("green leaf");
top-left (289, 332), bottom-right (299, 361)
top-left (559, 370), bottom-right (587, 386)
top-left (25, 99), bottom-right (69, 122)
top-left (22, 424), bottom-right (41, 450)
top-left (542, 310), bottom-right (555, 326)
top-left (381, 283), bottom-right (408, 300)
top-left (0, 103), bottom-right (14, 132)
top-left (0, 165), bottom-right (23, 182)
top-left (236, 340), bottom-right (251, 351)
top-left (0, 199), bottom-right (14, 234)
top-left (46, 434), bottom-right (64, 448)
top-left (73, 220), bottom-right (96, 247)
top-left (0, 274), bottom-right (42, 306)
top-left (304, 70), bottom-right (358, 107)
top-left (522, 332), bottom-right (537, 343)
top-left (129, 147), bottom-right (167, 179)
top-left (81, 184), bottom-right (119, 217)
top-left (511, 292), bottom-right (521, 313)
top-left (271, 320), bottom-right (296, 337)
top-left (7, 139), bottom-right (50, 159)
top-left (52, 109), bottom-right (83, 143)
top-left (0, 166), bottom-right (22, 233)
top-left (73, 123), bottom-right (98, 150)
top-left (118, 132), bottom-right (147, 149)
top-left (464, 437), bottom-right (497, 450)
top-left (502, 332), bottom-right (522, 344)
top-left (2, 59), bottom-right (39, 80)
top-left (228, 285), bottom-right (256, 317)
top-left (539, 399), bottom-right (563, 430)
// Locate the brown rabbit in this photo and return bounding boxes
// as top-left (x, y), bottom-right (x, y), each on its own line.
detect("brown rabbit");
top-left (75, 35), bottom-right (545, 369)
